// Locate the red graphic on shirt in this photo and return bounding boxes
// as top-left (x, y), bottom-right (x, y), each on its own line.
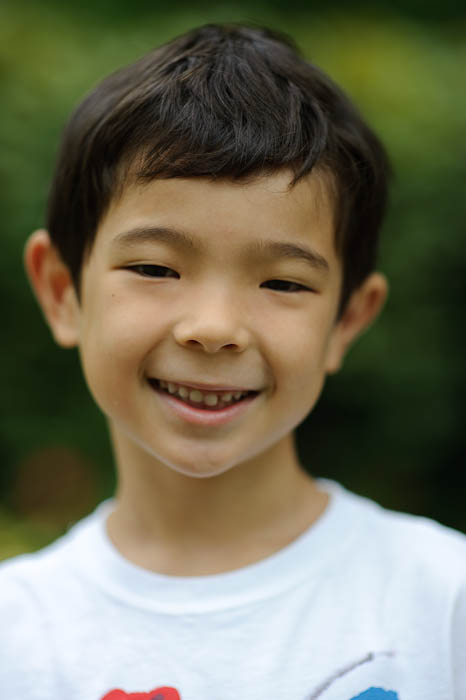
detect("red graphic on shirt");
top-left (101, 687), bottom-right (181, 700)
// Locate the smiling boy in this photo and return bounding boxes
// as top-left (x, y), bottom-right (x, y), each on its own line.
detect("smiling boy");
top-left (1, 23), bottom-right (465, 700)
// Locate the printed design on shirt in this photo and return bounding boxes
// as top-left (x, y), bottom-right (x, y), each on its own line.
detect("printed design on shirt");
top-left (100, 651), bottom-right (399, 700)
top-left (304, 650), bottom-right (398, 700)
top-left (101, 687), bottom-right (181, 700)
top-left (350, 690), bottom-right (399, 699)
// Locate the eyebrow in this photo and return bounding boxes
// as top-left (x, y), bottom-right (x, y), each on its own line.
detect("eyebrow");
top-left (112, 225), bottom-right (330, 273)
top-left (112, 226), bottom-right (196, 250)
top-left (248, 240), bottom-right (330, 274)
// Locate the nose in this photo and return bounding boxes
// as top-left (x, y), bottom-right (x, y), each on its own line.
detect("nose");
top-left (172, 291), bottom-right (250, 354)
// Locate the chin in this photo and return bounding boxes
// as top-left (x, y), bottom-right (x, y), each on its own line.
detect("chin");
top-left (161, 453), bottom-right (241, 479)
top-left (152, 441), bottom-right (254, 480)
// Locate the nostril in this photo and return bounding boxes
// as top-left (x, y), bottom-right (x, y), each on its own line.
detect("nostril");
top-left (185, 339), bottom-right (203, 348)
top-left (183, 339), bottom-right (239, 352)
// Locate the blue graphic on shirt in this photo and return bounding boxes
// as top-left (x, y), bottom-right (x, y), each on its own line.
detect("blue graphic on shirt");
top-left (350, 689), bottom-right (399, 700)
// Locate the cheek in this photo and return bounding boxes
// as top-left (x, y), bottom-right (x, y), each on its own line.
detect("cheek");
top-left (77, 295), bottom-right (168, 404)
top-left (82, 290), bottom-right (167, 356)
top-left (270, 317), bottom-right (334, 409)
top-left (274, 314), bottom-right (334, 374)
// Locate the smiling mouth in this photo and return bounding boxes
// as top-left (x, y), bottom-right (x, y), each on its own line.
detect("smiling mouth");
top-left (149, 378), bottom-right (259, 411)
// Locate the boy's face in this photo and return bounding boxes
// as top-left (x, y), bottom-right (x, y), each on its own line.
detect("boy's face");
top-left (28, 171), bottom-right (385, 478)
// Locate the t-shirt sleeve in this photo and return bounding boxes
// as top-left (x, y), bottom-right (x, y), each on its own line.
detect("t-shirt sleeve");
top-left (0, 569), bottom-right (56, 699)
top-left (452, 581), bottom-right (466, 699)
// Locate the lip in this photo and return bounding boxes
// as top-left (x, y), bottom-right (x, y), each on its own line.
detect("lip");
top-left (150, 380), bottom-right (260, 426)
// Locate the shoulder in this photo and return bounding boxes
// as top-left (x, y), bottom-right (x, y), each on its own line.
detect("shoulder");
top-left (0, 526), bottom-right (82, 627)
top-left (0, 519), bottom-right (84, 592)
top-left (328, 481), bottom-right (466, 591)
top-left (0, 500), bottom-right (111, 590)
top-left (0, 509), bottom-right (105, 696)
top-left (329, 482), bottom-right (466, 687)
top-left (0, 505), bottom-right (108, 609)
top-left (0, 551), bottom-right (58, 696)
top-left (369, 497), bottom-right (466, 578)
top-left (372, 495), bottom-right (466, 543)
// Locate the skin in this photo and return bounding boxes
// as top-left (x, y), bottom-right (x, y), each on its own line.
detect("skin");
top-left (25, 170), bottom-right (387, 575)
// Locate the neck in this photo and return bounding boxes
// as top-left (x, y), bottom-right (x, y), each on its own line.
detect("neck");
top-left (106, 429), bottom-right (328, 575)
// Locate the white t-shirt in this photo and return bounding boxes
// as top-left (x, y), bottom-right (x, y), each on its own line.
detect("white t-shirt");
top-left (1, 479), bottom-right (465, 700)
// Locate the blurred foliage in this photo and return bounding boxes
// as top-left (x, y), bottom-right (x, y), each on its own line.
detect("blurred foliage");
top-left (1, 0), bottom-right (465, 559)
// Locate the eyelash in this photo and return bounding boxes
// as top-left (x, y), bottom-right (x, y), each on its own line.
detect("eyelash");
top-left (127, 264), bottom-right (179, 278)
top-left (260, 280), bottom-right (311, 293)
top-left (126, 265), bottom-right (311, 293)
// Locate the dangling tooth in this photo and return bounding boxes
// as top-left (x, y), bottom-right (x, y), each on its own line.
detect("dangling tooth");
top-left (222, 392), bottom-right (233, 402)
top-left (233, 391), bottom-right (242, 400)
top-left (204, 393), bottom-right (219, 407)
top-left (167, 382), bottom-right (177, 394)
top-left (178, 386), bottom-right (189, 399)
top-left (189, 389), bottom-right (203, 403)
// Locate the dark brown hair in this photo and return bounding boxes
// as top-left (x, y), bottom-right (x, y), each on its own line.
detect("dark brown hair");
top-left (47, 23), bottom-right (390, 314)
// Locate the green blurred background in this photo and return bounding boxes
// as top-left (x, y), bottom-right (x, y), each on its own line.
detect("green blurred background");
top-left (1, 0), bottom-right (465, 560)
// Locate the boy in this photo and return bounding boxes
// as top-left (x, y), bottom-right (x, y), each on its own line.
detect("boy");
top-left (1, 23), bottom-right (465, 700)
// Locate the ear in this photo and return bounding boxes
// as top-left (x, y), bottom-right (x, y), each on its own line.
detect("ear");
top-left (325, 272), bottom-right (388, 374)
top-left (24, 229), bottom-right (80, 348)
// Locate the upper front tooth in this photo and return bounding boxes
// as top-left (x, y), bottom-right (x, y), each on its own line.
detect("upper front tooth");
top-left (167, 382), bottom-right (177, 394)
top-left (222, 392), bottom-right (233, 402)
top-left (233, 391), bottom-right (243, 399)
top-left (204, 393), bottom-right (219, 406)
top-left (178, 386), bottom-right (189, 399)
top-left (189, 389), bottom-right (203, 403)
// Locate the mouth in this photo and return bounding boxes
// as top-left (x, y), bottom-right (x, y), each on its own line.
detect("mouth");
top-left (148, 378), bottom-right (259, 411)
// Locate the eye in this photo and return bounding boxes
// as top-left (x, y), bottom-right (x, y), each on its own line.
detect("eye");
top-left (127, 264), bottom-right (179, 278)
top-left (261, 279), bottom-right (311, 293)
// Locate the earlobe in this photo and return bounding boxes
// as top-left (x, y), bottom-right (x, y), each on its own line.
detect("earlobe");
top-left (24, 229), bottom-right (80, 348)
top-left (325, 272), bottom-right (388, 374)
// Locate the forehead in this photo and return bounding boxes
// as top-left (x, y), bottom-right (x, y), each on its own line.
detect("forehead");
top-left (95, 170), bottom-right (339, 267)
